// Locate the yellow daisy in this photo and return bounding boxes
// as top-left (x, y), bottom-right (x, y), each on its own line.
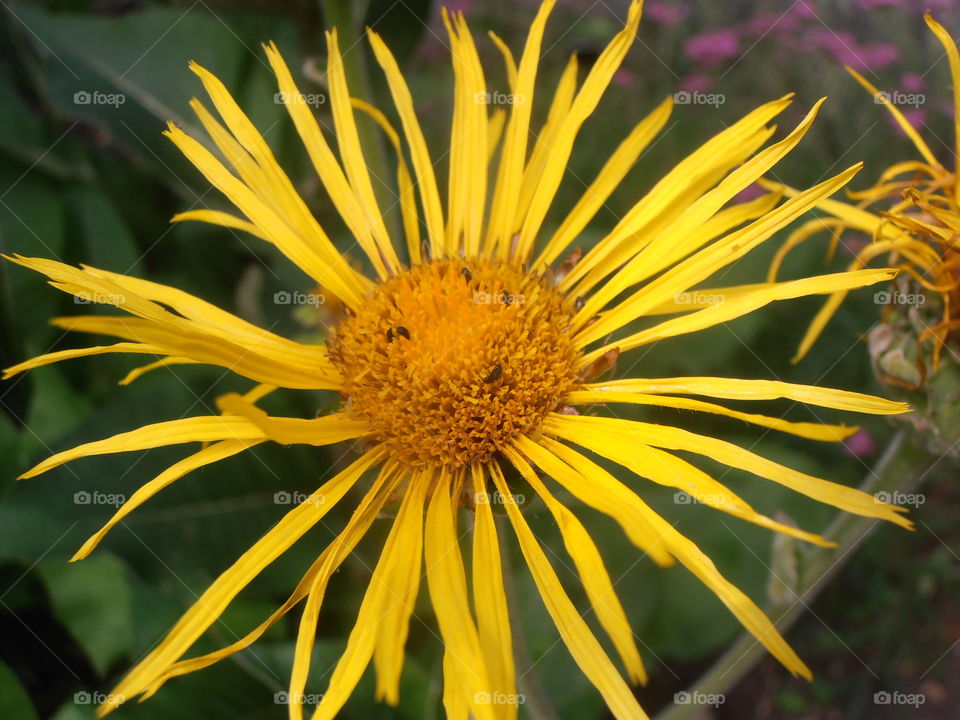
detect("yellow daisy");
top-left (6, 2), bottom-right (912, 719)
top-left (767, 14), bottom-right (960, 369)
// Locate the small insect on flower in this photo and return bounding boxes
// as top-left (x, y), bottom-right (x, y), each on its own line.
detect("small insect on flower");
top-left (4, 2), bottom-right (912, 719)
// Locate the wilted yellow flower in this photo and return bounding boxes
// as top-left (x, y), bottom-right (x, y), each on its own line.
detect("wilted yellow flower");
top-left (6, 2), bottom-right (910, 719)
top-left (768, 14), bottom-right (960, 370)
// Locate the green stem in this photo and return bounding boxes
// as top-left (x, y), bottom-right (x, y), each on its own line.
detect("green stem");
top-left (319, 0), bottom-right (401, 245)
top-left (654, 431), bottom-right (934, 720)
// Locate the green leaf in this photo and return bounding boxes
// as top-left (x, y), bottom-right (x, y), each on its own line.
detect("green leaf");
top-left (37, 552), bottom-right (134, 676)
top-left (66, 185), bottom-right (141, 273)
top-left (0, 659), bottom-right (39, 720)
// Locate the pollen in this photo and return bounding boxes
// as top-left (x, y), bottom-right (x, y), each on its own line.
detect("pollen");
top-left (329, 258), bottom-right (581, 467)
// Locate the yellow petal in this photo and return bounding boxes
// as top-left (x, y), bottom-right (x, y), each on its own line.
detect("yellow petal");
top-left (581, 268), bottom-right (896, 363)
top-left (533, 430), bottom-right (832, 547)
top-left (562, 95), bottom-right (792, 294)
top-left (442, 648), bottom-right (471, 720)
top-left (351, 98), bottom-right (422, 265)
top-left (845, 64), bottom-right (941, 170)
top-left (51, 315), bottom-right (339, 390)
top-left (98, 448), bottom-right (383, 716)
top-left (423, 471), bottom-right (498, 720)
top-left (528, 436), bottom-right (812, 680)
top-left (214, 395), bottom-right (368, 446)
top-left (443, 10), bottom-right (489, 257)
top-left (504, 445), bottom-right (647, 684)
top-left (488, 461), bottom-right (649, 720)
top-left (72, 440), bottom-right (262, 561)
top-left (170, 209), bottom-right (267, 240)
top-left (574, 99), bottom-right (829, 326)
top-left (4, 342), bottom-right (163, 380)
top-left (142, 462), bottom-right (401, 698)
top-left (470, 464), bottom-right (517, 716)
top-left (576, 162), bottom-right (863, 348)
top-left (368, 30), bottom-right (446, 259)
top-left (484, 0), bottom-right (556, 259)
top-left (514, 53), bottom-right (579, 233)
top-left (515, 1), bottom-right (643, 261)
top-left (520, 437), bottom-right (673, 567)
top-left (373, 472), bottom-right (428, 704)
top-left (565, 389), bottom-right (858, 442)
top-left (547, 414), bottom-right (912, 529)
top-left (21, 416), bottom-right (265, 480)
top-left (163, 123), bottom-right (368, 307)
top-left (300, 471), bottom-right (428, 720)
top-left (22, 411), bottom-right (365, 480)
top-left (583, 376), bottom-right (910, 415)
top-left (119, 357), bottom-right (198, 385)
top-left (535, 95), bottom-right (673, 270)
top-left (326, 30), bottom-right (398, 275)
top-left (262, 41), bottom-right (390, 272)
top-left (928, 14), bottom-right (960, 191)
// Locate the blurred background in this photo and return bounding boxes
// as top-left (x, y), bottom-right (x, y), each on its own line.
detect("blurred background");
top-left (1, 0), bottom-right (959, 718)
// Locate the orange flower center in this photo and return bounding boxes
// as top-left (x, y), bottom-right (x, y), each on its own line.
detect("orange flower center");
top-left (329, 258), bottom-right (581, 467)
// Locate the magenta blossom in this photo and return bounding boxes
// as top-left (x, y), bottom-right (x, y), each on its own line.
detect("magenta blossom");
top-left (844, 429), bottom-right (876, 458)
top-left (857, 0), bottom-right (907, 8)
top-left (613, 67), bottom-right (638, 88)
top-left (645, 1), bottom-right (690, 26)
top-left (901, 72), bottom-right (925, 93)
top-left (678, 73), bottom-right (713, 94)
top-left (857, 42), bottom-right (901, 71)
top-left (684, 30), bottom-right (741, 68)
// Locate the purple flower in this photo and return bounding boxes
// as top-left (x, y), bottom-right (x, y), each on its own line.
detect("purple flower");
top-left (613, 67), bottom-right (638, 88)
top-left (844, 429), bottom-right (876, 457)
top-left (679, 73), bottom-right (713, 94)
top-left (645, 1), bottom-right (690, 27)
top-left (858, 42), bottom-right (901, 71)
top-left (857, 0), bottom-right (907, 8)
top-left (684, 30), bottom-right (741, 68)
top-left (901, 72), bottom-right (925, 92)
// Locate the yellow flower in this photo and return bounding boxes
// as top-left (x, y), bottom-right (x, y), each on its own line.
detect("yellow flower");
top-left (5, 3), bottom-right (911, 719)
top-left (767, 14), bottom-right (960, 368)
